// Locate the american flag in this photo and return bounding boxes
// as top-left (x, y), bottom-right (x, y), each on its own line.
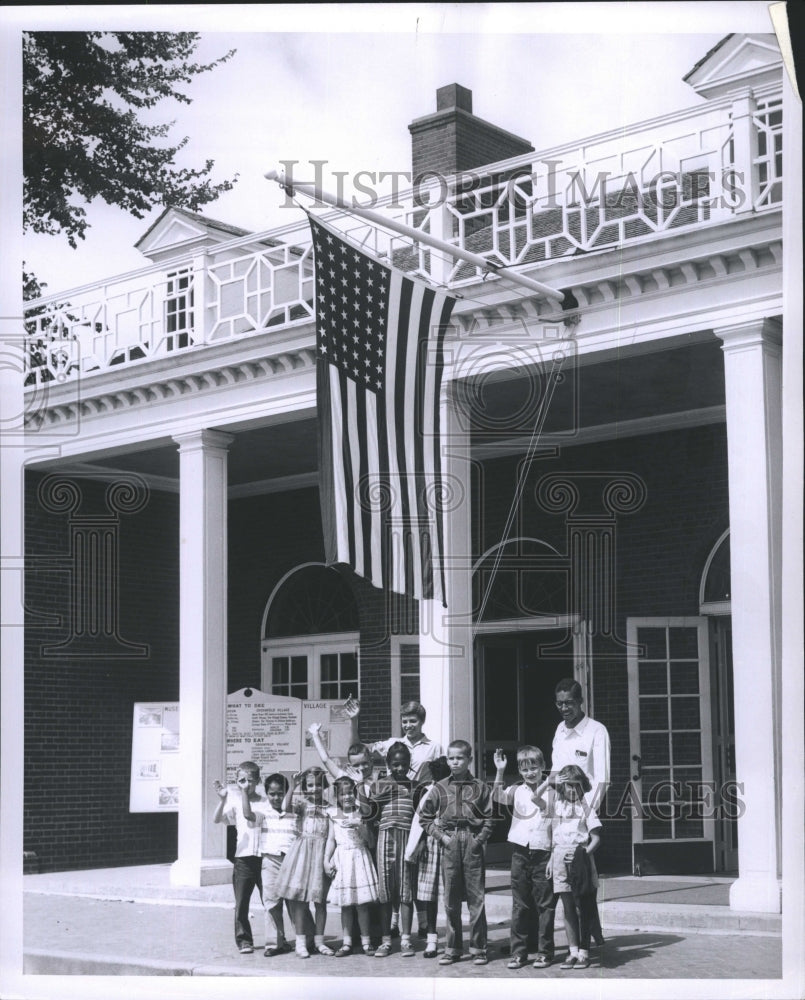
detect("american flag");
top-left (309, 216), bottom-right (456, 605)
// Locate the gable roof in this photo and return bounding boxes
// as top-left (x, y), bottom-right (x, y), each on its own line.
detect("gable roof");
top-left (134, 206), bottom-right (259, 262)
top-left (683, 33), bottom-right (782, 100)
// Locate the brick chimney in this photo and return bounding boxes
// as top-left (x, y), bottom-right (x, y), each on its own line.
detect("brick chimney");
top-left (409, 83), bottom-right (534, 180)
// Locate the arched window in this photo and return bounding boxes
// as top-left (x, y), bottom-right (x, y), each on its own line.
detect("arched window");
top-left (473, 537), bottom-right (567, 623)
top-left (261, 563), bottom-right (360, 700)
top-left (699, 530), bottom-right (731, 615)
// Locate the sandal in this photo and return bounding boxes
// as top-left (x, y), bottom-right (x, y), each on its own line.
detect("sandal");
top-left (374, 942), bottom-right (392, 957)
top-left (335, 945), bottom-right (352, 957)
top-left (315, 943), bottom-right (335, 956)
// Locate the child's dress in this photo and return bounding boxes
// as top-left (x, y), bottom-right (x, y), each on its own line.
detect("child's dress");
top-left (406, 783), bottom-right (442, 903)
top-left (327, 807), bottom-right (379, 907)
top-left (551, 797), bottom-right (601, 893)
top-left (276, 798), bottom-right (331, 903)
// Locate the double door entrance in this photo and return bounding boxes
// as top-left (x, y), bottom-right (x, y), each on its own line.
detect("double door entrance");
top-left (475, 626), bottom-right (584, 862)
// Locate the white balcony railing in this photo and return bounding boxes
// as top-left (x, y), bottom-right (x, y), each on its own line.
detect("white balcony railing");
top-left (24, 89), bottom-right (783, 388)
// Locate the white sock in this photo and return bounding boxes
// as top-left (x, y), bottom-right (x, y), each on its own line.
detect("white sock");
top-left (427, 933), bottom-right (438, 947)
top-left (400, 934), bottom-right (411, 946)
top-left (361, 935), bottom-right (372, 949)
top-left (382, 935), bottom-right (392, 946)
top-left (314, 934), bottom-right (325, 947)
top-left (342, 935), bottom-right (352, 948)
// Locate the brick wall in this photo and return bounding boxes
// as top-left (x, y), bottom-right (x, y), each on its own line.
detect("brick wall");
top-left (24, 421), bottom-right (728, 873)
top-left (477, 423), bottom-right (729, 871)
top-left (24, 471), bottom-right (179, 872)
top-left (227, 488), bottom-right (409, 743)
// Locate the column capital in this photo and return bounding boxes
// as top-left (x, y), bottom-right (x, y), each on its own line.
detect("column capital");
top-left (715, 317), bottom-right (782, 353)
top-left (172, 428), bottom-right (235, 453)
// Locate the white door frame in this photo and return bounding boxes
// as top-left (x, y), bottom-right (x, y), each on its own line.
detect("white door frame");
top-left (626, 617), bottom-right (716, 858)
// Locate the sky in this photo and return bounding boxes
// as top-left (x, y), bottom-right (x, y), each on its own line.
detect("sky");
top-left (6, 3), bottom-right (781, 294)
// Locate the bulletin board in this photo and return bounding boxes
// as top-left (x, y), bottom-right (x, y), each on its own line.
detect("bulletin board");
top-left (129, 702), bottom-right (180, 812)
top-left (226, 688), bottom-right (354, 781)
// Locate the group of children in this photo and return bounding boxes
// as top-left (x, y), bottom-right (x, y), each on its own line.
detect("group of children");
top-left (213, 705), bottom-right (601, 971)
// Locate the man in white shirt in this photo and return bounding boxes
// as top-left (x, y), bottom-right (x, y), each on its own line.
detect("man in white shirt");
top-left (551, 679), bottom-right (610, 812)
top-left (550, 678), bottom-right (610, 946)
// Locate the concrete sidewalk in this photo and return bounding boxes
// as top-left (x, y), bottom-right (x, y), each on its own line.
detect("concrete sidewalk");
top-left (22, 864), bottom-right (782, 979)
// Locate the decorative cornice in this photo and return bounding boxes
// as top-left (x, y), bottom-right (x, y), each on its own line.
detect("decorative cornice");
top-left (26, 346), bottom-right (318, 430)
top-left (453, 235), bottom-right (782, 335)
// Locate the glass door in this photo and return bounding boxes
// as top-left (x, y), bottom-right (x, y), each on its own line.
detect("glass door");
top-left (627, 618), bottom-right (716, 874)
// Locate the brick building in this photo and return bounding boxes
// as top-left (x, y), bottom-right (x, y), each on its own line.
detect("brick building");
top-left (17, 33), bottom-right (794, 913)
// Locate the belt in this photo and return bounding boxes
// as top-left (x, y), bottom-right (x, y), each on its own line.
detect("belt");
top-left (441, 820), bottom-right (473, 831)
top-left (512, 844), bottom-right (550, 855)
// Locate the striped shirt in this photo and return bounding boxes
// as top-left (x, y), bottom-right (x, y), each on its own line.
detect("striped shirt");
top-left (253, 802), bottom-right (299, 856)
top-left (371, 778), bottom-right (415, 831)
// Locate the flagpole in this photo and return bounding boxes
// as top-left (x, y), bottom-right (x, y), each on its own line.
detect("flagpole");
top-left (265, 168), bottom-right (571, 309)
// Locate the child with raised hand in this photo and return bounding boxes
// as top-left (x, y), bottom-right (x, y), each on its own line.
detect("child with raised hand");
top-left (324, 775), bottom-right (380, 957)
top-left (492, 747), bottom-right (555, 970)
top-left (212, 761), bottom-right (265, 955)
top-left (540, 764), bottom-right (601, 971)
top-left (274, 767), bottom-right (334, 958)
top-left (369, 742), bottom-right (417, 957)
top-left (242, 772), bottom-right (298, 957)
top-left (405, 754), bottom-right (450, 958)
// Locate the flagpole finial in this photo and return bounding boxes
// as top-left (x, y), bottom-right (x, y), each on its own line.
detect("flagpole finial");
top-left (264, 167), bottom-right (295, 197)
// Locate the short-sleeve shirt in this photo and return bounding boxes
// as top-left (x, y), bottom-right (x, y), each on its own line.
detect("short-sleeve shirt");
top-left (500, 782), bottom-right (552, 851)
top-left (222, 789), bottom-right (264, 857)
top-left (251, 800), bottom-right (299, 856)
top-left (370, 734), bottom-right (444, 782)
top-left (552, 715), bottom-right (611, 810)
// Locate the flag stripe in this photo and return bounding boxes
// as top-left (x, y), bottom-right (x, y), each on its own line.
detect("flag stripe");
top-left (310, 215), bottom-right (455, 605)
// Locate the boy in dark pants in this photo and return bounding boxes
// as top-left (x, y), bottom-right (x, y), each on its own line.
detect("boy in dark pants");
top-left (213, 762), bottom-right (264, 954)
top-left (492, 746), bottom-right (556, 969)
top-left (419, 739), bottom-right (495, 966)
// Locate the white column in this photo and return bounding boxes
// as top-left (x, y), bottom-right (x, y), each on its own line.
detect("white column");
top-left (716, 318), bottom-right (782, 912)
top-left (170, 429), bottom-right (234, 886)
top-left (419, 383), bottom-right (474, 753)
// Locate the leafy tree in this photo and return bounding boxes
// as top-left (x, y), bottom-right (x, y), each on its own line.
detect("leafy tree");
top-left (24, 31), bottom-right (238, 248)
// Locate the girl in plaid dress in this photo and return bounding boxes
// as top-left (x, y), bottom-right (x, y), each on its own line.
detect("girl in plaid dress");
top-left (324, 776), bottom-right (379, 956)
top-left (275, 767), bottom-right (334, 958)
top-left (369, 742), bottom-right (417, 957)
top-left (406, 755), bottom-right (450, 958)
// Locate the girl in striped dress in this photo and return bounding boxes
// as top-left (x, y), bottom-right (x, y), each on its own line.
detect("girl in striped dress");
top-left (369, 742), bottom-right (417, 957)
top-left (275, 767), bottom-right (334, 958)
top-left (324, 775), bottom-right (379, 956)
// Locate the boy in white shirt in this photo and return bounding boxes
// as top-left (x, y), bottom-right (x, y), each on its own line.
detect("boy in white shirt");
top-left (493, 746), bottom-right (556, 970)
top-left (213, 761), bottom-right (265, 955)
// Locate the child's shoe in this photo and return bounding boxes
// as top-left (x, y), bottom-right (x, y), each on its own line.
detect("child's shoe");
top-left (472, 952), bottom-right (488, 966)
top-left (238, 942), bottom-right (254, 954)
top-left (532, 954), bottom-right (551, 968)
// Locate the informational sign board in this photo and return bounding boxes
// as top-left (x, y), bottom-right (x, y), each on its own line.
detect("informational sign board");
top-left (226, 688), bottom-right (353, 781)
top-left (129, 702), bottom-right (180, 812)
